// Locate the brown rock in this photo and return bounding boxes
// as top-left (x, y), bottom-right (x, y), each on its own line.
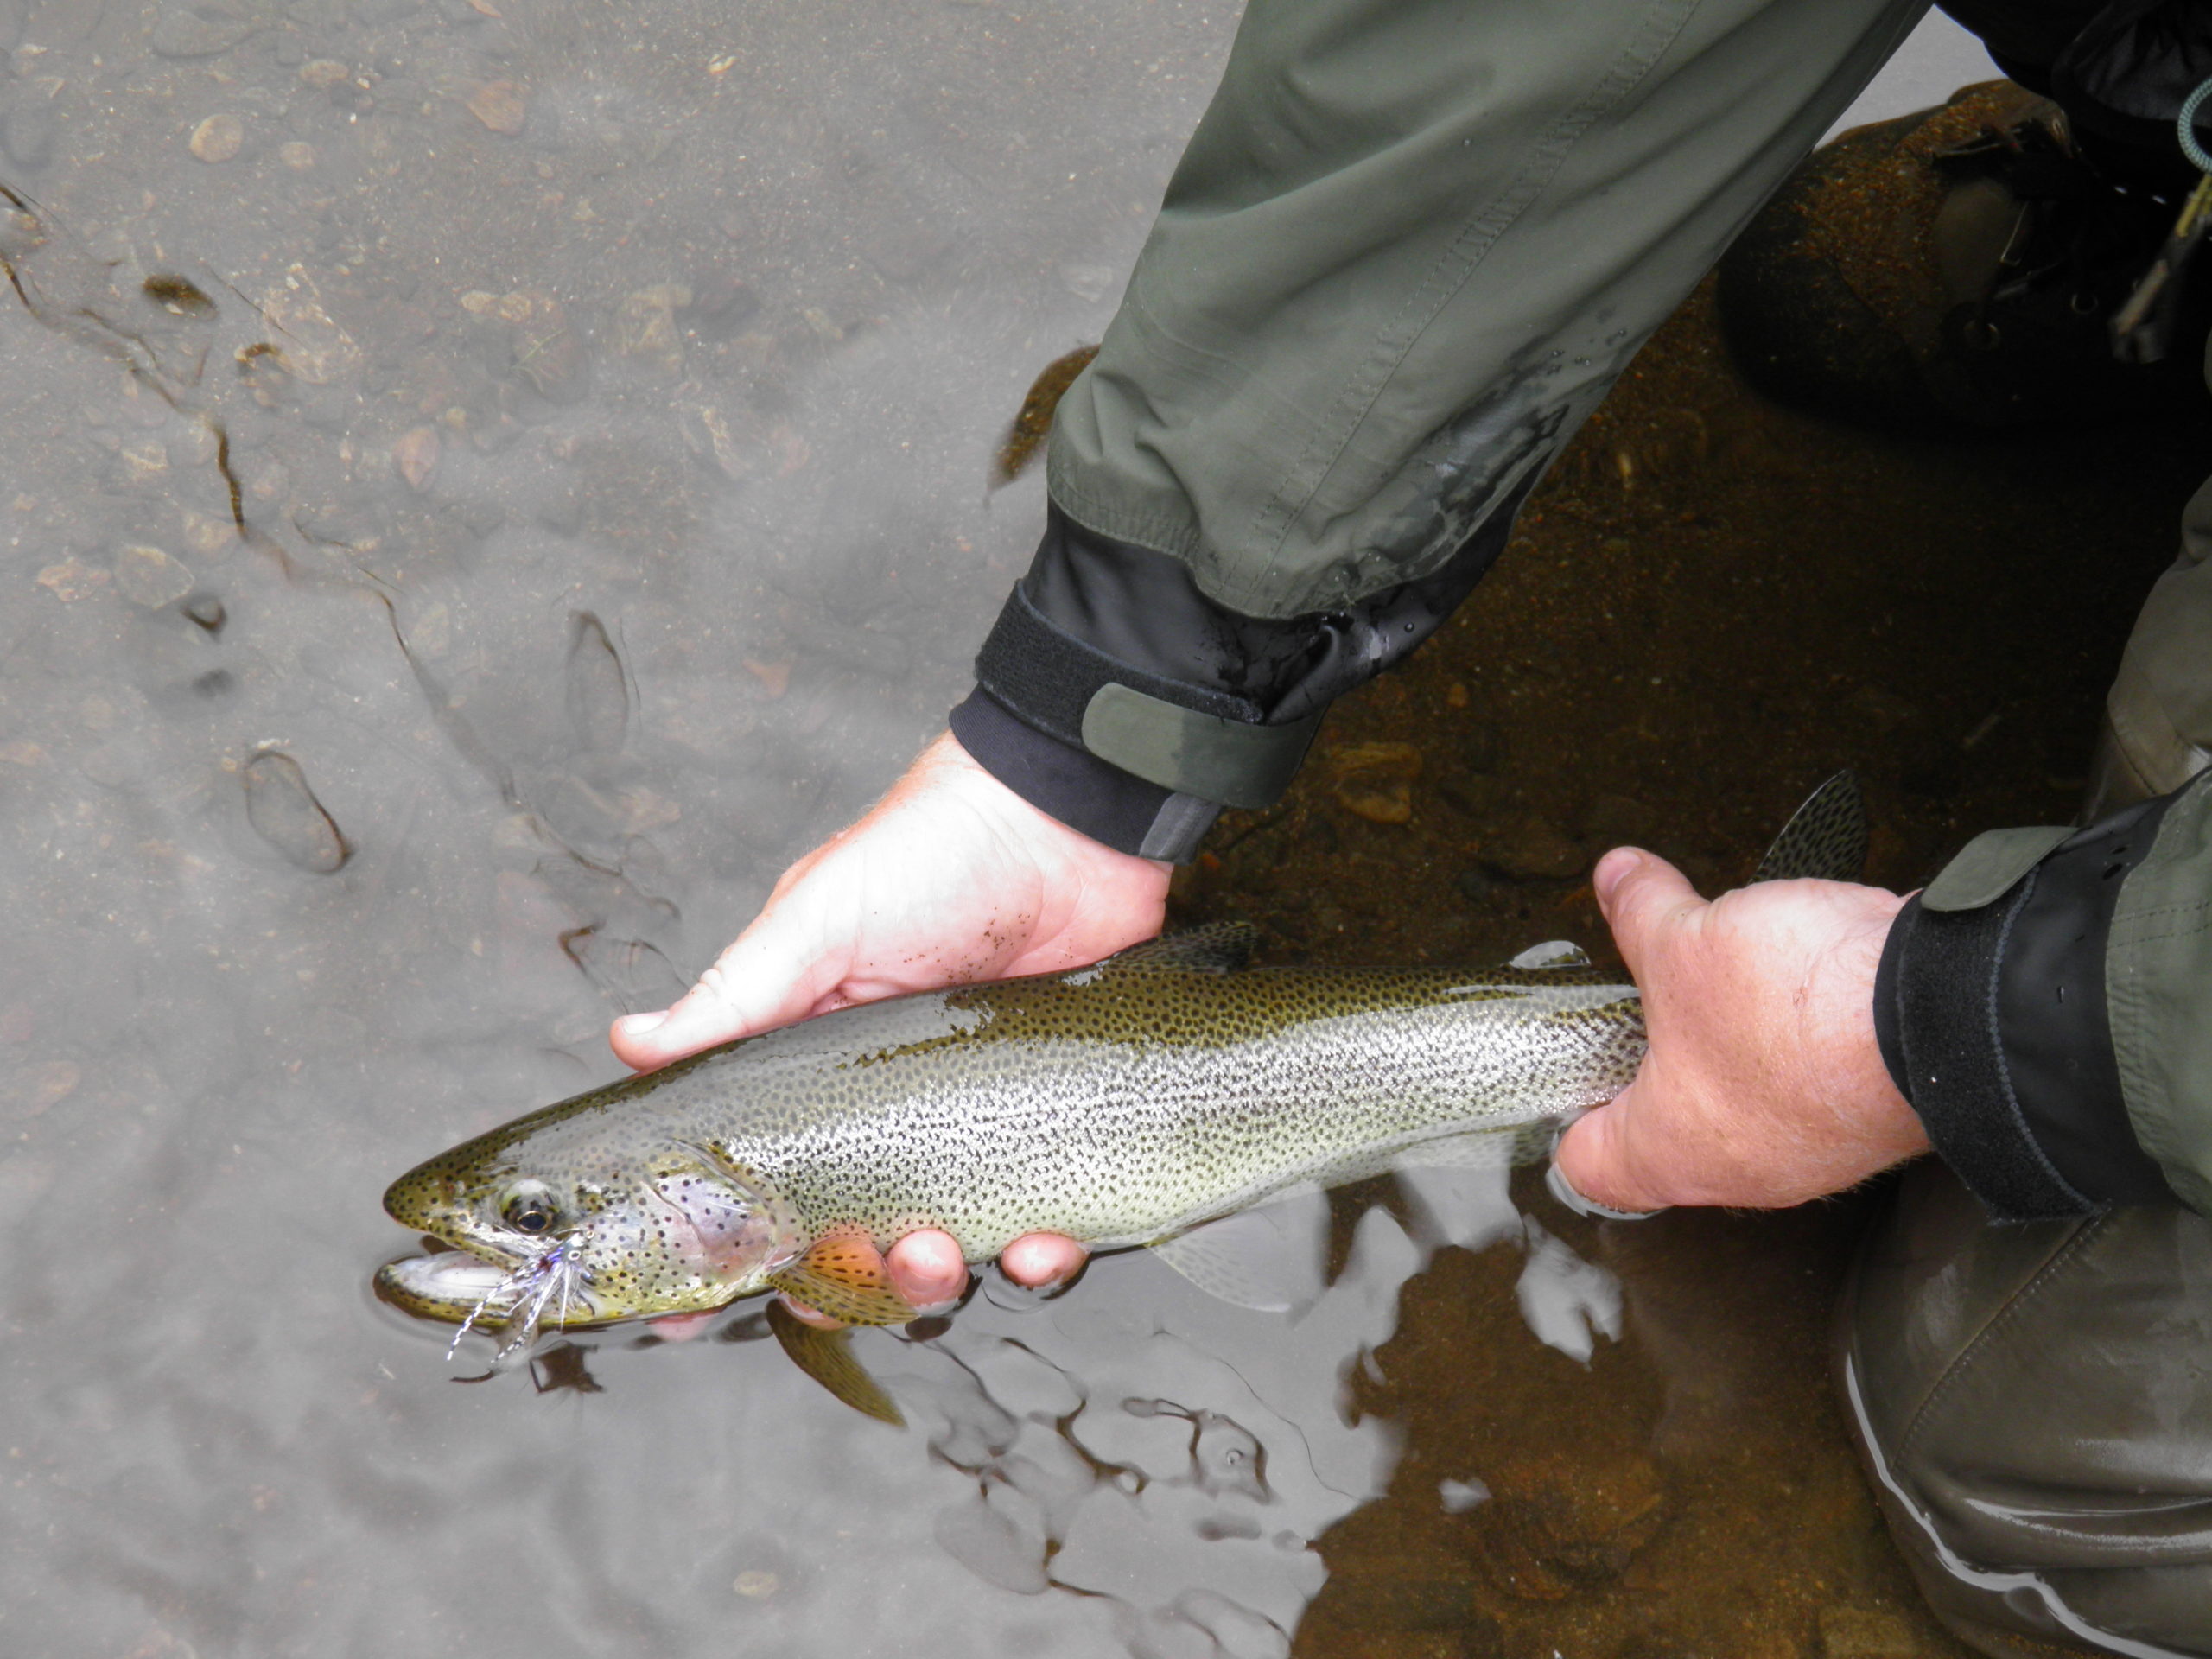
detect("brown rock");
top-left (253, 265), bottom-right (361, 386)
top-left (1489, 817), bottom-right (1586, 881)
top-left (188, 113), bottom-right (243, 164)
top-left (114, 544), bottom-right (194, 608)
top-left (613, 283), bottom-right (691, 374)
top-left (118, 440), bottom-right (169, 484)
top-left (242, 749), bottom-right (350, 874)
top-left (299, 60), bottom-right (351, 90)
top-left (467, 80), bottom-right (527, 136)
top-left (35, 559), bottom-right (108, 602)
top-left (1327, 741), bottom-right (1423, 825)
top-left (391, 426), bottom-right (441, 491)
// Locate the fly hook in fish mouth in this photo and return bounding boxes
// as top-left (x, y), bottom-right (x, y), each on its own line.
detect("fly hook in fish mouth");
top-left (445, 1238), bottom-right (589, 1365)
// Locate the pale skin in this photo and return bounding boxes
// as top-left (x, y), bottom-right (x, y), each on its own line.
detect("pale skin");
top-left (613, 730), bottom-right (1930, 1330)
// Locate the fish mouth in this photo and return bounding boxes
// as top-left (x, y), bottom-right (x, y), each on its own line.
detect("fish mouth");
top-left (374, 1243), bottom-right (608, 1333)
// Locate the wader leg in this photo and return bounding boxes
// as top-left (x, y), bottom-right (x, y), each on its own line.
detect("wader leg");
top-left (1844, 344), bottom-right (2212, 1656)
top-left (1843, 1165), bottom-right (2212, 1659)
top-left (2084, 461), bottom-right (2212, 821)
top-left (1046, 0), bottom-right (1929, 619)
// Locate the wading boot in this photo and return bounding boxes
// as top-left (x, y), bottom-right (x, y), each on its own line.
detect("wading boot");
top-left (1718, 82), bottom-right (2212, 433)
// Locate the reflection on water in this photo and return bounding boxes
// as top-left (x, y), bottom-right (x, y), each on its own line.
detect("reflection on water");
top-left (3, 1), bottom-right (2204, 1656)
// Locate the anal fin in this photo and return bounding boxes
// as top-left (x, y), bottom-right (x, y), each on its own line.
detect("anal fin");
top-left (766, 1232), bottom-right (921, 1327)
top-left (1147, 1188), bottom-right (1330, 1313)
top-left (767, 1300), bottom-right (906, 1426)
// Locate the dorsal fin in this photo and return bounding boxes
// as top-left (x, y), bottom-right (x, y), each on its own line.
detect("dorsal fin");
top-left (1077, 922), bottom-right (1258, 980)
top-left (1752, 771), bottom-right (1868, 884)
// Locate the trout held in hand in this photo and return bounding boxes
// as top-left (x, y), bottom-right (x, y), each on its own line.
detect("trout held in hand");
top-left (377, 776), bottom-right (1866, 1417)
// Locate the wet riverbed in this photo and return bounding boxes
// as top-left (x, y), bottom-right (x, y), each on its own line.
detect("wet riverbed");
top-left (2, 3), bottom-right (2203, 1656)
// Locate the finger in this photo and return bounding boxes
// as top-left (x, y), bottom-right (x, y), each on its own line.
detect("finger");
top-left (776, 1292), bottom-right (842, 1330)
top-left (1000, 1232), bottom-right (1087, 1288)
top-left (1592, 849), bottom-right (1705, 982)
top-left (1551, 1091), bottom-right (1675, 1215)
top-left (646, 1309), bottom-right (719, 1343)
top-left (887, 1230), bottom-right (970, 1310)
top-left (611, 894), bottom-right (851, 1071)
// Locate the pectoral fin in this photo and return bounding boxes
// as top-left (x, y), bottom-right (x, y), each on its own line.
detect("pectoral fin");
top-left (767, 1300), bottom-right (906, 1427)
top-left (766, 1233), bottom-right (921, 1327)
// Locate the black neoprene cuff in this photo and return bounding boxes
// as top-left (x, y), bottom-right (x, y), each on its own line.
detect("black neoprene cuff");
top-left (949, 688), bottom-right (1217, 861)
top-left (1876, 791), bottom-right (2180, 1219)
top-left (951, 498), bottom-right (1529, 861)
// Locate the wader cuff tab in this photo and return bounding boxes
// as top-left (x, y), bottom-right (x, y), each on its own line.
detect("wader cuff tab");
top-left (1081, 684), bottom-right (1320, 809)
top-left (975, 582), bottom-right (1319, 809)
top-left (1921, 826), bottom-right (2074, 911)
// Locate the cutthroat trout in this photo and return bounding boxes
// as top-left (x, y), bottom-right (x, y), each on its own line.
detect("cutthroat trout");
top-left (378, 774), bottom-right (1866, 1417)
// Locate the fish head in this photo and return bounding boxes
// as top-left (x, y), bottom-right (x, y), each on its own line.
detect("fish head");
top-left (376, 1104), bottom-right (805, 1333)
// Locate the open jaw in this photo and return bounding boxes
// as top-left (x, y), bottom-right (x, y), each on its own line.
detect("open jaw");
top-left (375, 1243), bottom-right (605, 1358)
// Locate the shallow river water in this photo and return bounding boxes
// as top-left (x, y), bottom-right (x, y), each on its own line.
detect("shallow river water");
top-left (1, 3), bottom-right (2203, 1657)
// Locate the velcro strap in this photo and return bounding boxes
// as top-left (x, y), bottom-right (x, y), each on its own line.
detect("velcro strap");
top-left (975, 586), bottom-right (1320, 809)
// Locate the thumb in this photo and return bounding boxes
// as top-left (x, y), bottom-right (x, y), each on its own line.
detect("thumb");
top-left (610, 893), bottom-right (849, 1071)
top-left (1552, 1086), bottom-right (1670, 1215)
top-left (1592, 847), bottom-right (1704, 982)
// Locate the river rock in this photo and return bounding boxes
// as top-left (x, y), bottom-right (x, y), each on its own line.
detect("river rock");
top-left (1488, 816), bottom-right (1586, 881)
top-left (614, 283), bottom-right (691, 375)
top-left (114, 545), bottom-right (194, 608)
top-left (467, 80), bottom-right (527, 135)
top-left (189, 113), bottom-right (244, 163)
top-left (242, 749), bottom-right (350, 873)
top-left (391, 426), bottom-right (441, 491)
top-left (1327, 741), bottom-right (1422, 824)
top-left (152, 5), bottom-right (260, 59)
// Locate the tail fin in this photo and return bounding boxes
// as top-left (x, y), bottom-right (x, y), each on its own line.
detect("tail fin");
top-left (1751, 771), bottom-right (1867, 884)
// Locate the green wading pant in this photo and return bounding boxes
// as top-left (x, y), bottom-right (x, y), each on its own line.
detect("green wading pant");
top-left (1842, 459), bottom-right (2212, 1659)
top-left (1046, 0), bottom-right (1931, 619)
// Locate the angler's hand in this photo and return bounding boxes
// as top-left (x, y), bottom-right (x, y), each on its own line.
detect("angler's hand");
top-left (1551, 849), bottom-right (1929, 1213)
top-left (610, 728), bottom-right (1135, 1319)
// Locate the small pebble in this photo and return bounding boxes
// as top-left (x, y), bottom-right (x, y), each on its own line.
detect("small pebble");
top-left (242, 749), bottom-right (350, 874)
top-left (188, 113), bottom-right (243, 164)
top-left (299, 60), bottom-right (350, 89)
top-left (391, 426), bottom-right (440, 491)
top-left (467, 80), bottom-right (527, 135)
top-left (114, 544), bottom-right (194, 608)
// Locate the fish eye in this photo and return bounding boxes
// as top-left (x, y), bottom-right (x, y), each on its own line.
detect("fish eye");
top-left (499, 1182), bottom-right (561, 1236)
